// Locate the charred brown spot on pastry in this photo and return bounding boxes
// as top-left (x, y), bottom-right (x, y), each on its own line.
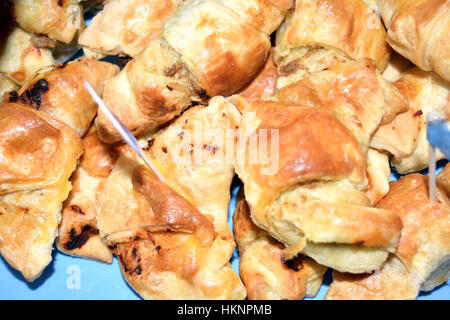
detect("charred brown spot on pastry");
top-left (166, 85), bottom-right (173, 91)
top-left (129, 264), bottom-right (142, 276)
top-left (353, 241), bottom-right (365, 246)
top-left (70, 205), bottom-right (85, 215)
top-left (195, 89), bottom-right (210, 100)
top-left (414, 110), bottom-right (423, 117)
top-left (8, 91), bottom-right (18, 102)
top-left (57, 0), bottom-right (64, 6)
top-left (20, 79), bottom-right (49, 110)
top-left (131, 247), bottom-right (137, 259)
top-left (203, 144), bottom-right (218, 154)
top-left (281, 254), bottom-right (304, 272)
top-left (118, 56), bottom-right (132, 68)
top-left (164, 63), bottom-right (182, 77)
top-left (161, 146), bottom-right (168, 153)
top-left (155, 245), bottom-right (161, 252)
top-left (142, 138), bottom-right (154, 151)
top-left (64, 225), bottom-right (99, 251)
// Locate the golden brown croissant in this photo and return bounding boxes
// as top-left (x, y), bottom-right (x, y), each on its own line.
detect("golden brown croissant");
top-left (234, 190), bottom-right (327, 300)
top-left (0, 27), bottom-right (56, 84)
top-left (0, 102), bottom-right (83, 281)
top-left (326, 170), bottom-right (450, 299)
top-left (97, 96), bottom-right (246, 299)
top-left (11, 0), bottom-right (84, 44)
top-left (96, 0), bottom-right (294, 143)
top-left (12, 57), bottom-right (119, 136)
top-left (275, 59), bottom-right (408, 203)
top-left (78, 0), bottom-right (181, 59)
top-left (378, 0), bottom-right (450, 83)
top-left (275, 0), bottom-right (391, 89)
top-left (371, 68), bottom-right (449, 173)
top-left (56, 126), bottom-right (120, 263)
top-left (234, 100), bottom-right (403, 274)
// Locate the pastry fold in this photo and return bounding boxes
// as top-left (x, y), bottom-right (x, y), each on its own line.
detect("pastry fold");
top-left (11, 0), bottom-right (84, 44)
top-left (234, 190), bottom-right (327, 300)
top-left (56, 126), bottom-right (120, 263)
top-left (78, 0), bottom-right (181, 59)
top-left (326, 169), bottom-right (450, 299)
top-left (97, 97), bottom-right (246, 299)
top-left (234, 101), bottom-right (403, 274)
top-left (378, 0), bottom-right (450, 82)
top-left (14, 57), bottom-right (119, 136)
top-left (96, 0), bottom-right (294, 143)
top-left (371, 68), bottom-right (449, 173)
top-left (275, 0), bottom-right (391, 88)
top-left (0, 102), bottom-right (82, 281)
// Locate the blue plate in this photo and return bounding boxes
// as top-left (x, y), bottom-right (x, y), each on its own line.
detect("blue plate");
top-left (1, 9), bottom-right (448, 300)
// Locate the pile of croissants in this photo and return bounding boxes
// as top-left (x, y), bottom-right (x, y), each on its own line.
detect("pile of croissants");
top-left (0, 0), bottom-right (449, 300)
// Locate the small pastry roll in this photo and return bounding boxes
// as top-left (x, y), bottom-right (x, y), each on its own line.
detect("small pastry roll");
top-left (14, 57), bottom-right (119, 136)
top-left (234, 190), bottom-right (327, 300)
top-left (12, 0), bottom-right (84, 44)
top-left (96, 0), bottom-right (294, 143)
top-left (97, 97), bottom-right (246, 299)
top-left (79, 0), bottom-right (181, 58)
top-left (326, 172), bottom-right (450, 299)
top-left (275, 0), bottom-right (390, 89)
top-left (371, 68), bottom-right (449, 173)
top-left (0, 102), bottom-right (83, 281)
top-left (56, 126), bottom-right (120, 263)
top-left (235, 100), bottom-right (403, 274)
top-left (378, 0), bottom-right (450, 82)
top-left (0, 27), bottom-right (56, 84)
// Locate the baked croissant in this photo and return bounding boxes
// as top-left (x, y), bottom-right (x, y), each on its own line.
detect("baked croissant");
top-left (377, 0), bottom-right (450, 83)
top-left (275, 0), bottom-right (391, 89)
top-left (371, 67), bottom-right (449, 173)
top-left (0, 102), bottom-right (83, 281)
top-left (0, 27), bottom-right (56, 84)
top-left (234, 100), bottom-right (403, 274)
top-left (234, 190), bottom-right (327, 300)
top-left (96, 0), bottom-right (294, 143)
top-left (97, 96), bottom-right (246, 299)
top-left (275, 59), bottom-right (408, 203)
top-left (326, 168), bottom-right (450, 299)
top-left (56, 126), bottom-right (120, 263)
top-left (11, 57), bottom-right (119, 136)
top-left (11, 0), bottom-right (84, 44)
top-left (79, 0), bottom-right (181, 59)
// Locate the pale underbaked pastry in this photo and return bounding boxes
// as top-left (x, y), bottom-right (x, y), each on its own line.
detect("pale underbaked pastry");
top-left (377, 0), bottom-right (450, 83)
top-left (234, 100), bottom-right (403, 274)
top-left (0, 27), bottom-right (56, 84)
top-left (233, 190), bottom-right (327, 300)
top-left (326, 169), bottom-right (450, 299)
top-left (79, 0), bottom-right (182, 59)
top-left (0, 75), bottom-right (18, 102)
top-left (97, 97), bottom-right (246, 299)
top-left (12, 57), bottom-right (119, 136)
top-left (0, 102), bottom-right (83, 281)
top-left (275, 0), bottom-right (391, 89)
top-left (56, 126), bottom-right (120, 263)
top-left (371, 67), bottom-right (449, 173)
top-left (96, 0), bottom-right (294, 143)
top-left (11, 0), bottom-right (84, 44)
